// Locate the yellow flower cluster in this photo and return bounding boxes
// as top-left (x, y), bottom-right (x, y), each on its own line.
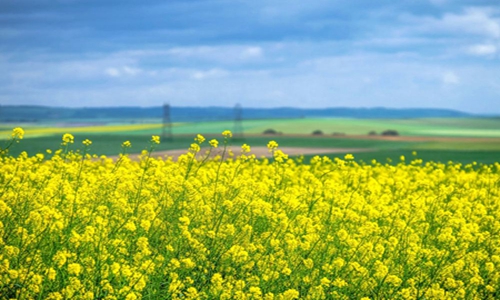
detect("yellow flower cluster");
top-left (209, 139), bottom-right (219, 148)
top-left (195, 134), bottom-right (206, 144)
top-left (1, 130), bottom-right (500, 299)
top-left (62, 133), bottom-right (74, 145)
top-left (222, 130), bottom-right (232, 138)
top-left (12, 127), bottom-right (24, 140)
top-left (1, 127), bottom-right (26, 156)
top-left (267, 140), bottom-right (278, 151)
top-left (241, 144), bottom-right (251, 153)
top-left (151, 135), bottom-right (160, 144)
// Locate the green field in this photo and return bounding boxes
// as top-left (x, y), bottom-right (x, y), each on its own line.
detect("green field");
top-left (3, 117), bottom-right (500, 137)
top-left (2, 117), bottom-right (500, 164)
top-left (242, 117), bottom-right (500, 137)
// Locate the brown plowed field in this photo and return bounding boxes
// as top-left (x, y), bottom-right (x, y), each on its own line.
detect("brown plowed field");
top-left (111, 146), bottom-right (373, 161)
top-left (106, 134), bottom-right (500, 161)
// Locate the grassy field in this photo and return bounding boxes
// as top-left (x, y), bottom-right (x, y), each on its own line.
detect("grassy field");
top-left (3, 117), bottom-right (500, 138)
top-left (2, 117), bottom-right (500, 164)
top-left (242, 117), bottom-right (500, 137)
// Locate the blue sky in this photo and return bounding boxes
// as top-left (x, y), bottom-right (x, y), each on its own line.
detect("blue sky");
top-left (1, 0), bottom-right (500, 113)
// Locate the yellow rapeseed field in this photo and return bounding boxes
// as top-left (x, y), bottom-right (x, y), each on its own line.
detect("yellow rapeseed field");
top-left (0, 124), bottom-right (163, 140)
top-left (1, 128), bottom-right (500, 299)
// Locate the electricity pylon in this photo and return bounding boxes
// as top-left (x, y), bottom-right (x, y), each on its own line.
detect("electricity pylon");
top-left (162, 103), bottom-right (173, 140)
top-left (233, 103), bottom-right (244, 140)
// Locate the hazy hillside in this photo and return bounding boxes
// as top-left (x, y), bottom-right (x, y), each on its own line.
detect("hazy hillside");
top-left (0, 105), bottom-right (474, 123)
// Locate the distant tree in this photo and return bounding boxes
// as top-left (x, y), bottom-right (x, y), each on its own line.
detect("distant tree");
top-left (381, 130), bottom-right (399, 136)
top-left (263, 128), bottom-right (278, 135)
top-left (312, 130), bottom-right (323, 135)
top-left (368, 131), bottom-right (377, 136)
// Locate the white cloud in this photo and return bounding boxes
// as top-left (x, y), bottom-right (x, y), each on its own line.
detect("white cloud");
top-left (105, 68), bottom-right (121, 77)
top-left (122, 66), bottom-right (141, 76)
top-left (468, 44), bottom-right (497, 56)
top-left (105, 66), bottom-right (142, 77)
top-left (443, 71), bottom-right (460, 85)
top-left (403, 7), bottom-right (500, 39)
top-left (2, 52), bottom-right (498, 113)
top-left (191, 68), bottom-right (229, 80)
top-left (2, 37), bottom-right (500, 113)
top-left (241, 46), bottom-right (263, 58)
top-left (142, 45), bottom-right (266, 64)
top-left (441, 7), bottom-right (500, 38)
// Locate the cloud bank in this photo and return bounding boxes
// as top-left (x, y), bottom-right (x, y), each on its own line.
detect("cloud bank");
top-left (0, 0), bottom-right (499, 114)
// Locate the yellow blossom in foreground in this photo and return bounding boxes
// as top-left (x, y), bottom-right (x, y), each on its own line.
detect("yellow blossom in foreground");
top-left (282, 289), bottom-right (300, 299)
top-left (209, 139), bottom-right (219, 148)
top-left (62, 133), bottom-right (74, 144)
top-left (46, 268), bottom-right (57, 281)
top-left (151, 135), bottom-right (160, 144)
top-left (122, 140), bottom-right (132, 148)
top-left (222, 130), bottom-right (232, 138)
top-left (82, 139), bottom-right (92, 146)
top-left (273, 149), bottom-right (288, 162)
top-left (332, 278), bottom-right (348, 288)
top-left (344, 153), bottom-right (354, 160)
top-left (189, 143), bottom-right (201, 153)
top-left (68, 263), bottom-right (82, 276)
top-left (12, 127), bottom-right (25, 139)
top-left (267, 140), bottom-right (278, 151)
top-left (241, 143), bottom-right (251, 153)
top-left (195, 134), bottom-right (205, 144)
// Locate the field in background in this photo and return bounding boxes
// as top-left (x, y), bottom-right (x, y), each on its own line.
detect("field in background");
top-left (3, 117), bottom-right (500, 137)
top-left (1, 117), bottom-right (500, 164)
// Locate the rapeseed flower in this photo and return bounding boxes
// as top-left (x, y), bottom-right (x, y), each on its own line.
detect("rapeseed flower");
top-left (267, 140), bottom-right (278, 150)
top-left (67, 263), bottom-right (82, 276)
top-left (209, 139), bottom-right (219, 148)
top-left (241, 143), bottom-right (251, 153)
top-left (189, 143), bottom-right (200, 153)
top-left (12, 127), bottom-right (24, 139)
top-left (62, 133), bottom-right (74, 145)
top-left (222, 130), bottom-right (232, 138)
top-left (282, 289), bottom-right (300, 299)
top-left (195, 134), bottom-right (205, 144)
top-left (1, 130), bottom-right (500, 299)
top-left (273, 149), bottom-right (288, 162)
top-left (151, 135), bottom-right (160, 144)
top-left (344, 153), bottom-right (354, 160)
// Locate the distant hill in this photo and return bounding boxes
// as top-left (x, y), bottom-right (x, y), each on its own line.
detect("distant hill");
top-left (0, 105), bottom-right (474, 123)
